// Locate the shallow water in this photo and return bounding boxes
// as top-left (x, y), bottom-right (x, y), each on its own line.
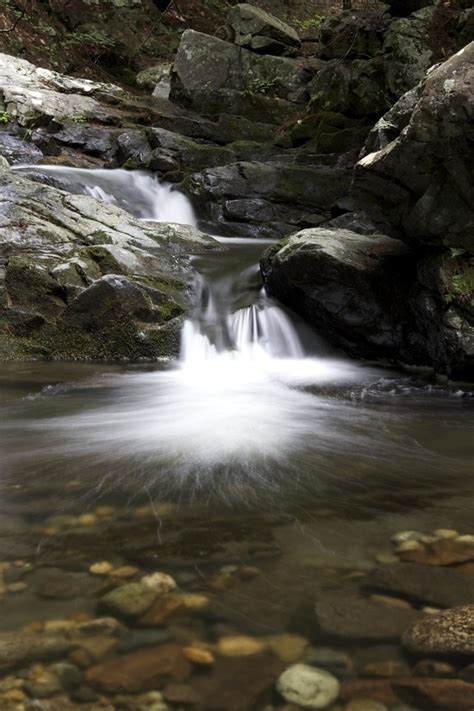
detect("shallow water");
top-left (2, 167), bottom-right (474, 709)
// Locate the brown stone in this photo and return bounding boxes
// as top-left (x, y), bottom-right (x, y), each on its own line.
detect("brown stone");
top-left (183, 646), bottom-right (215, 665)
top-left (138, 594), bottom-right (184, 626)
top-left (393, 678), bottom-right (474, 711)
top-left (163, 682), bottom-right (200, 704)
top-left (191, 653), bottom-right (285, 710)
top-left (362, 660), bottom-right (410, 677)
top-left (341, 679), bottom-right (402, 706)
top-left (399, 538), bottom-right (474, 566)
top-left (413, 659), bottom-right (456, 678)
top-left (85, 643), bottom-right (192, 693)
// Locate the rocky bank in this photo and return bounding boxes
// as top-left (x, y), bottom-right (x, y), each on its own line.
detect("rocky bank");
top-left (0, 1), bottom-right (472, 376)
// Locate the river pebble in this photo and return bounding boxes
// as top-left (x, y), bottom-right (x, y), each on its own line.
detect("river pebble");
top-left (217, 635), bottom-right (266, 657)
top-left (101, 582), bottom-right (158, 618)
top-left (89, 561), bottom-right (113, 576)
top-left (277, 663), bottom-right (340, 709)
top-left (141, 572), bottom-right (177, 594)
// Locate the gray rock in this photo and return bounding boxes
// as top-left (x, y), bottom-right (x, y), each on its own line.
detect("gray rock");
top-left (261, 227), bottom-right (422, 363)
top-left (101, 582), bottom-right (158, 618)
top-left (402, 605), bottom-right (474, 656)
top-left (354, 42), bottom-right (474, 250)
top-left (367, 563), bottom-right (474, 608)
top-left (0, 633), bottom-right (72, 673)
top-left (313, 591), bottom-right (420, 641)
top-left (170, 30), bottom-right (310, 126)
top-left (226, 4), bottom-right (301, 57)
top-left (320, 11), bottom-right (390, 60)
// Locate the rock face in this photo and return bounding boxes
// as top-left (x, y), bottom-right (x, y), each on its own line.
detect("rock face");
top-left (0, 166), bottom-right (218, 360)
top-left (170, 29), bottom-right (310, 125)
top-left (354, 42), bottom-right (474, 249)
top-left (402, 605), bottom-right (474, 656)
top-left (261, 227), bottom-right (425, 363)
top-left (226, 3), bottom-right (301, 57)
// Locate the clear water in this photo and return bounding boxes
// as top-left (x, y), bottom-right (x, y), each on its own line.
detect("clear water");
top-left (2, 168), bottom-right (474, 707)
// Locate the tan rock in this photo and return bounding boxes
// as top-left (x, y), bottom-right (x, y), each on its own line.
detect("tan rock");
top-left (399, 538), bottom-right (474, 566)
top-left (141, 572), bottom-right (177, 594)
top-left (89, 561), bottom-right (114, 576)
top-left (403, 605), bottom-right (474, 655)
top-left (266, 634), bottom-right (309, 663)
top-left (369, 594), bottom-right (412, 610)
top-left (111, 565), bottom-right (139, 579)
top-left (183, 646), bottom-right (215, 665)
top-left (138, 594), bottom-right (184, 626)
top-left (78, 514), bottom-right (97, 526)
top-left (75, 635), bottom-right (118, 663)
top-left (217, 635), bottom-right (265, 657)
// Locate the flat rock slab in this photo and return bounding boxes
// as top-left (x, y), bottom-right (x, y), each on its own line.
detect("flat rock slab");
top-left (367, 563), bottom-right (474, 608)
top-left (314, 591), bottom-right (420, 641)
top-left (342, 677), bottom-right (474, 710)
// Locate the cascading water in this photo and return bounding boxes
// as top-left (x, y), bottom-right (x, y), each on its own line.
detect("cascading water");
top-left (6, 166), bottom-right (448, 502)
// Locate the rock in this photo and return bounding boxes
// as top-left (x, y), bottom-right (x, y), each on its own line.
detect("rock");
top-left (183, 646), bottom-right (215, 666)
top-left (101, 582), bottom-right (158, 618)
top-left (276, 663), bottom-right (340, 709)
top-left (392, 678), bottom-right (474, 710)
top-left (0, 133), bottom-right (43, 165)
top-left (163, 682), bottom-right (200, 704)
top-left (261, 228), bottom-right (423, 363)
top-left (217, 635), bottom-right (266, 657)
top-left (117, 628), bottom-right (171, 654)
top-left (0, 633), bottom-right (72, 673)
top-left (367, 563), bottom-right (474, 608)
top-left (320, 12), bottom-right (390, 60)
top-left (0, 166), bottom-right (220, 360)
top-left (266, 634), bottom-right (309, 663)
top-left (140, 572), bottom-right (177, 594)
top-left (313, 591), bottom-right (420, 642)
top-left (383, 7), bottom-right (436, 96)
top-left (398, 537), bottom-right (474, 565)
top-left (402, 605), bottom-right (474, 656)
top-left (354, 43), bottom-right (474, 250)
top-left (345, 700), bottom-right (388, 711)
top-left (226, 4), bottom-right (301, 57)
top-left (90, 561), bottom-right (114, 576)
top-left (412, 659), bottom-right (456, 677)
top-left (304, 647), bottom-right (353, 677)
top-left (341, 679), bottom-right (401, 706)
top-left (136, 63), bottom-right (172, 92)
top-left (85, 643), bottom-right (192, 693)
top-left (170, 30), bottom-right (310, 126)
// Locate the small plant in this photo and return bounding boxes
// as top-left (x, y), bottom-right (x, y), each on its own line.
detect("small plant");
top-left (244, 75), bottom-right (277, 96)
top-left (0, 112), bottom-right (10, 124)
top-left (299, 15), bottom-right (325, 30)
top-left (71, 114), bottom-right (89, 124)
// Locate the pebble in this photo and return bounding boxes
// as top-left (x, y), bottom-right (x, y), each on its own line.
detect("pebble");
top-left (266, 634), bottom-right (309, 663)
top-left (183, 646), bottom-right (215, 665)
top-left (6, 582), bottom-right (27, 593)
top-left (391, 531), bottom-right (423, 545)
top-left (111, 565), bottom-right (139, 579)
top-left (101, 582), bottom-right (158, 618)
top-left (78, 514), bottom-right (97, 526)
top-left (457, 534), bottom-right (474, 544)
top-left (217, 635), bottom-right (266, 657)
top-left (396, 540), bottom-right (424, 553)
top-left (369, 594), bottom-right (412, 610)
top-left (413, 659), bottom-right (455, 677)
top-left (90, 562), bottom-right (114, 576)
top-left (304, 647), bottom-right (352, 674)
top-left (433, 528), bottom-right (458, 539)
top-left (94, 506), bottom-right (115, 517)
top-left (276, 663), bottom-right (340, 709)
top-left (141, 572), bottom-right (177, 594)
top-left (374, 552), bottom-right (398, 565)
top-left (403, 604), bottom-right (474, 655)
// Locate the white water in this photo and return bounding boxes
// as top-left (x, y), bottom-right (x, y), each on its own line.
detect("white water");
top-left (9, 167), bottom-right (388, 479)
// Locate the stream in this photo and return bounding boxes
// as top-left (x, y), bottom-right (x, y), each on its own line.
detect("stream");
top-left (1, 167), bottom-right (473, 708)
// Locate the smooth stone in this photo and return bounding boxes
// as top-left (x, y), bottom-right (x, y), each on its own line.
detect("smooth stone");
top-left (266, 634), bottom-right (309, 663)
top-left (141, 572), bottom-right (177, 594)
top-left (217, 635), bottom-right (266, 657)
top-left (101, 582), bottom-right (158, 618)
top-left (89, 561), bottom-right (113, 576)
top-left (412, 659), bottom-right (456, 677)
top-left (345, 700), bottom-right (388, 711)
top-left (183, 646), bottom-right (215, 665)
top-left (276, 663), bottom-right (340, 709)
top-left (117, 628), bottom-right (171, 654)
top-left (0, 633), bottom-right (72, 673)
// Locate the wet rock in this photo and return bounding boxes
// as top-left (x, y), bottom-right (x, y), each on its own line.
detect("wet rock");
top-left (342, 679), bottom-right (401, 706)
top-left (397, 537), bottom-right (474, 565)
top-left (412, 659), bottom-right (456, 677)
top-left (117, 628), bottom-right (171, 654)
top-left (367, 563), bottom-right (474, 608)
top-left (170, 30), bottom-right (310, 126)
top-left (392, 679), bottom-right (474, 710)
top-left (226, 4), bottom-right (301, 57)
top-left (345, 701), bottom-right (388, 711)
top-left (0, 133), bottom-right (43, 165)
top-left (276, 663), bottom-right (340, 709)
top-left (191, 653), bottom-right (285, 710)
top-left (217, 635), bottom-right (266, 657)
top-left (101, 581), bottom-right (158, 618)
top-left (320, 12), bottom-right (390, 60)
top-left (402, 605), bottom-right (474, 656)
top-left (354, 42), bottom-right (474, 250)
top-left (261, 228), bottom-right (421, 364)
top-left (183, 646), bottom-right (215, 666)
top-left (266, 634), bottom-right (309, 663)
top-left (163, 682), bottom-right (201, 705)
top-left (89, 561), bottom-right (114, 576)
top-left (313, 591), bottom-right (420, 641)
top-left (85, 643), bottom-right (192, 693)
top-left (0, 633), bottom-right (72, 673)
top-left (136, 63), bottom-right (172, 92)
top-left (304, 647), bottom-right (353, 678)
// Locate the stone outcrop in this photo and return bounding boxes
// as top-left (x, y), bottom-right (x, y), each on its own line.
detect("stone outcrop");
top-left (261, 227), bottom-right (423, 364)
top-left (0, 166), bottom-right (219, 360)
top-left (170, 29), bottom-right (311, 126)
top-left (226, 3), bottom-right (301, 57)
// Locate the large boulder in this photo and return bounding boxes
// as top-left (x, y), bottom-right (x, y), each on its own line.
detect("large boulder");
top-left (170, 30), bottom-right (311, 126)
top-left (226, 3), bottom-right (301, 57)
top-left (353, 42), bottom-right (474, 250)
top-left (0, 166), bottom-right (219, 361)
top-left (320, 11), bottom-right (390, 60)
top-left (260, 227), bottom-right (425, 363)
